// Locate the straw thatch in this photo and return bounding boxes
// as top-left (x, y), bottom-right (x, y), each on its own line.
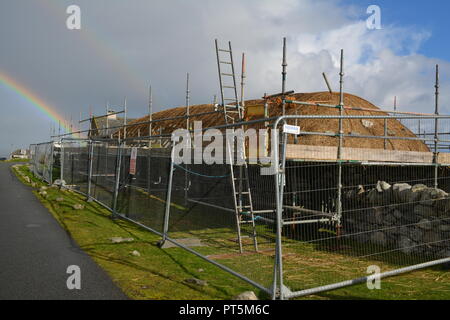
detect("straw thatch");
top-left (118, 92), bottom-right (429, 152)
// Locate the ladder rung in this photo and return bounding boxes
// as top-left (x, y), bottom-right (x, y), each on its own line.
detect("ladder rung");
top-left (236, 192), bottom-right (250, 195)
top-left (221, 73), bottom-right (234, 76)
top-left (219, 61), bottom-right (232, 65)
top-left (223, 86), bottom-right (236, 89)
top-left (237, 205), bottom-right (252, 209)
top-left (218, 49), bottom-right (231, 53)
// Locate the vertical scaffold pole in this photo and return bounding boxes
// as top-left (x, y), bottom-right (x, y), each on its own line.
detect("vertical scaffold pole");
top-left (60, 139), bottom-right (64, 183)
top-left (337, 49), bottom-right (344, 234)
top-left (160, 146), bottom-right (175, 246)
top-left (241, 53), bottom-right (246, 108)
top-left (86, 140), bottom-right (94, 202)
top-left (147, 85), bottom-right (153, 195)
top-left (106, 101), bottom-right (109, 137)
top-left (123, 97), bottom-right (127, 142)
top-left (434, 64), bottom-right (440, 189)
top-left (112, 140), bottom-right (122, 219)
top-left (282, 37), bottom-right (287, 115)
top-left (148, 86), bottom-right (153, 146)
top-left (185, 73), bottom-right (190, 205)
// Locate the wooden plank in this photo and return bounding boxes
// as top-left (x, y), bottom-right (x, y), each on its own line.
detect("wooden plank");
top-left (286, 144), bottom-right (434, 163)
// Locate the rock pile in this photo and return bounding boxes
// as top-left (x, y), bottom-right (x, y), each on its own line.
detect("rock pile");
top-left (344, 181), bottom-right (450, 258)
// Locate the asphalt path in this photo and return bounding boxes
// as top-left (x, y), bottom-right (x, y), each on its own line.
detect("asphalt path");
top-left (0, 162), bottom-right (127, 300)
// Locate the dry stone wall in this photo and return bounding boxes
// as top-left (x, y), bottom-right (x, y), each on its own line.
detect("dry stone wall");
top-left (344, 181), bottom-right (450, 259)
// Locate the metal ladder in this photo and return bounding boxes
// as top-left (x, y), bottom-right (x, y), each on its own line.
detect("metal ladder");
top-left (215, 39), bottom-right (243, 123)
top-left (215, 39), bottom-right (258, 253)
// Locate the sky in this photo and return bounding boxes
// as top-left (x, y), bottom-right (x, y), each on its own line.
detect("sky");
top-left (0, 0), bottom-right (449, 156)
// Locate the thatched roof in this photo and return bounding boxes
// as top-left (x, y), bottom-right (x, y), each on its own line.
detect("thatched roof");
top-left (118, 92), bottom-right (429, 152)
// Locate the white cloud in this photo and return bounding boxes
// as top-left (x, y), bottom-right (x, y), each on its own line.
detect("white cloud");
top-left (1, 0), bottom-right (450, 155)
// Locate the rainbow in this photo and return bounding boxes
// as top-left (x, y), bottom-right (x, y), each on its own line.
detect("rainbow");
top-left (0, 71), bottom-right (72, 134)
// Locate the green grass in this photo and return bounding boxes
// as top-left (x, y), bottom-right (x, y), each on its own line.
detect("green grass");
top-left (1, 158), bottom-right (29, 163)
top-left (11, 164), bottom-right (450, 300)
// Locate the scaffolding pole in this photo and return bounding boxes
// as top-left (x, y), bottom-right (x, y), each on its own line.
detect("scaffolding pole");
top-left (434, 64), bottom-right (440, 189)
top-left (337, 49), bottom-right (344, 233)
top-left (185, 73), bottom-right (190, 205)
top-left (281, 37), bottom-right (287, 115)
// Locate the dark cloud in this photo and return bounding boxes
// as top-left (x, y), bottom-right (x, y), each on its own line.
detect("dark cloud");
top-left (0, 0), bottom-right (448, 156)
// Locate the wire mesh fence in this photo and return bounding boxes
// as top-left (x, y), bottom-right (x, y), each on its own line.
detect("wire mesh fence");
top-left (29, 113), bottom-right (450, 299)
top-left (275, 114), bottom-right (450, 298)
top-left (30, 141), bottom-right (54, 183)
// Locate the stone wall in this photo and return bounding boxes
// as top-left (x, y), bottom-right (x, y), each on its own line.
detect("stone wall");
top-left (343, 181), bottom-right (450, 258)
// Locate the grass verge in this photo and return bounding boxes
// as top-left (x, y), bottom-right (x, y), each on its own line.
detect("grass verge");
top-left (11, 164), bottom-right (450, 300)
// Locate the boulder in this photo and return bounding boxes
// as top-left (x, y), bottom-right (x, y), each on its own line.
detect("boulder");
top-left (423, 231), bottom-right (442, 244)
top-left (367, 207), bottom-right (384, 225)
top-left (131, 250), bottom-right (141, 257)
top-left (393, 183), bottom-right (411, 193)
top-left (420, 188), bottom-right (448, 206)
top-left (72, 204), bottom-right (84, 210)
top-left (110, 237), bottom-right (134, 244)
top-left (370, 232), bottom-right (386, 246)
top-left (393, 183), bottom-right (413, 203)
top-left (413, 205), bottom-right (437, 218)
top-left (411, 184), bottom-right (428, 193)
top-left (383, 214), bottom-right (397, 226)
top-left (418, 219), bottom-right (432, 230)
top-left (392, 210), bottom-right (403, 219)
top-left (376, 181), bottom-right (391, 193)
top-left (439, 225), bottom-right (450, 232)
top-left (184, 278), bottom-right (208, 287)
top-left (399, 236), bottom-right (415, 254)
top-left (234, 291), bottom-right (258, 300)
top-left (367, 189), bottom-right (385, 206)
top-left (409, 228), bottom-right (424, 243)
top-left (53, 179), bottom-right (66, 187)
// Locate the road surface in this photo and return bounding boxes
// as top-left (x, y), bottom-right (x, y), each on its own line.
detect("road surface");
top-left (0, 162), bottom-right (127, 300)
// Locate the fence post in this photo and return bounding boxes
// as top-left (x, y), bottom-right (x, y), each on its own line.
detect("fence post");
top-left (112, 140), bottom-right (123, 219)
top-left (384, 119), bottom-right (388, 149)
top-left (60, 140), bottom-right (64, 183)
top-left (336, 49), bottom-right (344, 233)
top-left (434, 64), bottom-right (440, 189)
top-left (49, 142), bottom-right (54, 184)
top-left (86, 140), bottom-right (94, 202)
top-left (159, 146), bottom-right (175, 247)
top-left (272, 122), bottom-right (286, 299)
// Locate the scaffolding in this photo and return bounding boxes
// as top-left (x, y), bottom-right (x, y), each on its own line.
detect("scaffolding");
top-left (30, 38), bottom-right (450, 299)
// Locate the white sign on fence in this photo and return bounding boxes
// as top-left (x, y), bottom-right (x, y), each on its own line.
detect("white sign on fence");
top-left (129, 147), bottom-right (138, 175)
top-left (283, 124), bottom-right (300, 135)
